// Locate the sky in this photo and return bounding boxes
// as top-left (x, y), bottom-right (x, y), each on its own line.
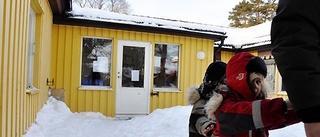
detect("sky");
top-left (23, 97), bottom-right (306, 137)
top-left (126, 0), bottom-right (244, 26)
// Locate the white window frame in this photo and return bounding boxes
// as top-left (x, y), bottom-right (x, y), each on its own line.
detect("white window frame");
top-left (26, 8), bottom-right (36, 90)
top-left (78, 36), bottom-right (113, 90)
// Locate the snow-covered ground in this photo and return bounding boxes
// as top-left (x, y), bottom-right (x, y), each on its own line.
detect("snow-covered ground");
top-left (23, 97), bottom-right (306, 137)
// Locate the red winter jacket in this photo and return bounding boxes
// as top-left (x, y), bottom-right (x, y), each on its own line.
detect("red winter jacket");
top-left (213, 52), bottom-right (300, 137)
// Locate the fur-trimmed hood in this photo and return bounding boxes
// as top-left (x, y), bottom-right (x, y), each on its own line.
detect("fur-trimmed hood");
top-left (227, 52), bottom-right (256, 101)
top-left (205, 92), bottom-right (223, 120)
top-left (186, 86), bottom-right (201, 105)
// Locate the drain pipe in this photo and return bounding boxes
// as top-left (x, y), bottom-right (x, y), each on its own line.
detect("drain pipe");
top-left (214, 38), bottom-right (225, 62)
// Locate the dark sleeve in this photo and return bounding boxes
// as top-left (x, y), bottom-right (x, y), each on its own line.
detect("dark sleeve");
top-left (271, 0), bottom-right (320, 123)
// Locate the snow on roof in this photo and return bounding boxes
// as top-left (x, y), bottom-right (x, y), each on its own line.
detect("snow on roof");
top-left (217, 21), bottom-right (272, 49)
top-left (69, 5), bottom-right (271, 49)
top-left (69, 5), bottom-right (226, 37)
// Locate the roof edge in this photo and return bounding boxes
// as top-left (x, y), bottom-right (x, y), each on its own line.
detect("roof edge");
top-left (53, 15), bottom-right (227, 41)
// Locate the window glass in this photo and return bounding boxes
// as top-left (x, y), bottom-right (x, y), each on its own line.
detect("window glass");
top-left (27, 8), bottom-right (36, 89)
top-left (265, 58), bottom-right (287, 96)
top-left (81, 37), bottom-right (112, 86)
top-left (122, 46), bottom-right (145, 87)
top-left (265, 61), bottom-right (275, 93)
top-left (154, 44), bottom-right (179, 88)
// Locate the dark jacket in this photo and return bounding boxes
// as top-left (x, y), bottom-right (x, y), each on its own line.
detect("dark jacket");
top-left (271, 0), bottom-right (320, 123)
top-left (187, 86), bottom-right (215, 137)
top-left (206, 52), bottom-right (300, 137)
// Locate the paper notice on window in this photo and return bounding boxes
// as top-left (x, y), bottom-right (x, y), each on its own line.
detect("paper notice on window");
top-left (131, 70), bottom-right (139, 81)
top-left (92, 57), bottom-right (109, 73)
top-left (154, 56), bottom-right (161, 67)
top-left (93, 61), bottom-right (99, 72)
top-left (97, 57), bottom-right (108, 62)
top-left (98, 57), bottom-right (109, 73)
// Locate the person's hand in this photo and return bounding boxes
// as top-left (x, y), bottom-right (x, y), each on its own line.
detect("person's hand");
top-left (204, 124), bottom-right (215, 136)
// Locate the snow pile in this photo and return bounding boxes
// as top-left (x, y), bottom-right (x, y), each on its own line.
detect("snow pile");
top-left (24, 97), bottom-right (305, 137)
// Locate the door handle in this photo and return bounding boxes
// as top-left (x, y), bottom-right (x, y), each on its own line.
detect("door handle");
top-left (150, 92), bottom-right (159, 97)
top-left (117, 72), bottom-right (121, 78)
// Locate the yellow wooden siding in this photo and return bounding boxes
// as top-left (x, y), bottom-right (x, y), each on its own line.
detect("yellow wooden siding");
top-left (220, 51), bottom-right (235, 63)
top-left (274, 65), bottom-right (281, 96)
top-left (51, 25), bottom-right (215, 116)
top-left (273, 65), bottom-right (288, 98)
top-left (0, 0), bottom-right (52, 136)
top-left (249, 50), bottom-right (258, 56)
top-left (220, 50), bottom-right (258, 63)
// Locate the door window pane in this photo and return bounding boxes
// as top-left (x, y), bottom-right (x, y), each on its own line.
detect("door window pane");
top-left (81, 37), bottom-right (112, 86)
top-left (154, 44), bottom-right (179, 88)
top-left (121, 46), bottom-right (145, 87)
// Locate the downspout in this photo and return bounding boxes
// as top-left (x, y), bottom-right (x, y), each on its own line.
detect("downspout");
top-left (64, 0), bottom-right (73, 16)
top-left (214, 37), bottom-right (225, 62)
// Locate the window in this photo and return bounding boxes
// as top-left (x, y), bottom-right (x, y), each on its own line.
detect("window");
top-left (264, 58), bottom-right (287, 96)
top-left (81, 37), bottom-right (112, 87)
top-left (265, 59), bottom-right (276, 94)
top-left (26, 8), bottom-right (36, 89)
top-left (153, 44), bottom-right (179, 89)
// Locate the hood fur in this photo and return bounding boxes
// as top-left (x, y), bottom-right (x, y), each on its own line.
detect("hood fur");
top-left (186, 86), bottom-right (200, 105)
top-left (205, 92), bottom-right (223, 120)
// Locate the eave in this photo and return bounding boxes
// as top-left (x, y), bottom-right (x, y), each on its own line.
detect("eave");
top-left (48, 0), bottom-right (226, 42)
top-left (49, 0), bottom-right (71, 15)
top-left (53, 15), bottom-right (226, 41)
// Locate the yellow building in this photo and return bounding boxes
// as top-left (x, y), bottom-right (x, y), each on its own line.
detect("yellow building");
top-left (1, 0), bottom-right (55, 136)
top-left (50, 3), bottom-right (228, 117)
top-left (1, 0), bottom-right (228, 136)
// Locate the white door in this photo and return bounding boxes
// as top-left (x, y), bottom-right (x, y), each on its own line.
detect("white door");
top-left (116, 40), bottom-right (151, 116)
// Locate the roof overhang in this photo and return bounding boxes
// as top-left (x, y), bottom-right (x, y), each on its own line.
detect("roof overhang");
top-left (49, 0), bottom-right (226, 42)
top-left (53, 15), bottom-right (226, 41)
top-left (49, 0), bottom-right (71, 16)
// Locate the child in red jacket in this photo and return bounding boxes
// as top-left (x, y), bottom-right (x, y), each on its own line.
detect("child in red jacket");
top-left (205, 52), bottom-right (300, 137)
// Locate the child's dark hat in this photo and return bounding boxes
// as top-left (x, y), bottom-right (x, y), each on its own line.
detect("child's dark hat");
top-left (205, 62), bottom-right (227, 84)
top-left (246, 57), bottom-right (267, 77)
top-left (199, 61), bottom-right (227, 99)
